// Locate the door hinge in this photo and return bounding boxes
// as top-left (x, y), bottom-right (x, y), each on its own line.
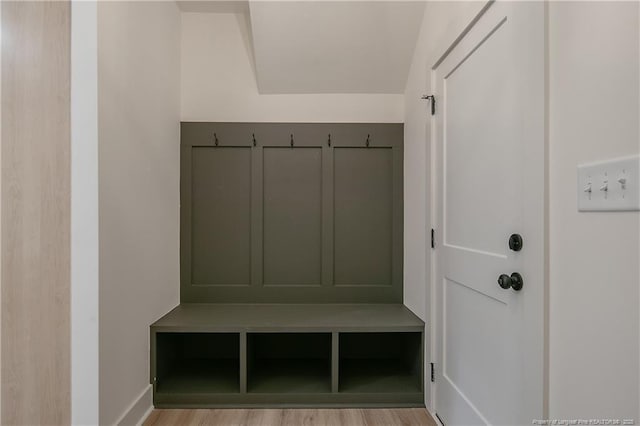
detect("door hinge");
top-left (431, 228), bottom-right (435, 249)
top-left (430, 362), bottom-right (435, 382)
top-left (421, 94), bottom-right (436, 115)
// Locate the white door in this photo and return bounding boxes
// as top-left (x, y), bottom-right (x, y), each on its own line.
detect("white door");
top-left (433, 2), bottom-right (545, 425)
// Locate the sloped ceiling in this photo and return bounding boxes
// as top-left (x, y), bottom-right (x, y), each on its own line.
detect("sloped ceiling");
top-left (177, 1), bottom-right (426, 94)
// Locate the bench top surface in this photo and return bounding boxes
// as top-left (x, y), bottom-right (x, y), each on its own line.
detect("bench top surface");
top-left (151, 303), bottom-right (424, 332)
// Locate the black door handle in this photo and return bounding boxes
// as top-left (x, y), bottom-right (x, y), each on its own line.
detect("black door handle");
top-left (509, 234), bottom-right (523, 251)
top-left (497, 272), bottom-right (523, 291)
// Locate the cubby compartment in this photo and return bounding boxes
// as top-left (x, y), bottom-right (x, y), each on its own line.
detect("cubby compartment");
top-left (339, 332), bottom-right (422, 394)
top-left (155, 332), bottom-right (240, 394)
top-left (248, 333), bottom-right (332, 394)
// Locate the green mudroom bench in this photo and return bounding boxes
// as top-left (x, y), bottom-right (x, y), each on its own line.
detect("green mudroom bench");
top-left (150, 303), bottom-right (425, 408)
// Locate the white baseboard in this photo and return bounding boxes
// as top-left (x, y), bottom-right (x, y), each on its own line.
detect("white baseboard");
top-left (428, 409), bottom-right (444, 426)
top-left (116, 385), bottom-right (153, 426)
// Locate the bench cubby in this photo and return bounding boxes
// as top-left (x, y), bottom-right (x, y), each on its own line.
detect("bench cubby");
top-left (154, 332), bottom-right (240, 395)
top-left (248, 333), bottom-right (332, 394)
top-left (339, 332), bottom-right (422, 394)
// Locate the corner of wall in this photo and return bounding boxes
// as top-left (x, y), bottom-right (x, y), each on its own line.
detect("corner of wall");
top-left (115, 385), bottom-right (153, 426)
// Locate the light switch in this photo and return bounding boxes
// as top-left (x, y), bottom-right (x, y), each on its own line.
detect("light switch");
top-left (577, 155), bottom-right (640, 211)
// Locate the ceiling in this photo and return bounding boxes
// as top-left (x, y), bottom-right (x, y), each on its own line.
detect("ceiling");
top-left (176, 1), bottom-right (426, 94)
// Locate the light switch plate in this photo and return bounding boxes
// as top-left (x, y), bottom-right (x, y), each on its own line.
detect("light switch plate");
top-left (577, 155), bottom-right (640, 211)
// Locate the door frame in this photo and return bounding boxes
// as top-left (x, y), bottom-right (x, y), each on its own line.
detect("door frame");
top-left (427, 0), bottom-right (549, 422)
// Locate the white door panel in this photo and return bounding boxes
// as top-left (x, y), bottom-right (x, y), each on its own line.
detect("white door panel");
top-left (444, 246), bottom-right (509, 305)
top-left (444, 278), bottom-right (512, 423)
top-left (434, 2), bottom-right (545, 425)
top-left (444, 17), bottom-right (520, 257)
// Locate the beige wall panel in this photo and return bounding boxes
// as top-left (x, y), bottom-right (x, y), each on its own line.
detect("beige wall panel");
top-left (1, 1), bottom-right (71, 424)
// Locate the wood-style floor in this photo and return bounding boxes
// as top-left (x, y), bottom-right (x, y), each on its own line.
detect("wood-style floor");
top-left (143, 408), bottom-right (437, 426)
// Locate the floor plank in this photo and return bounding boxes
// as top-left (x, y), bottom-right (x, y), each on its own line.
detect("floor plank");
top-left (143, 408), bottom-right (437, 426)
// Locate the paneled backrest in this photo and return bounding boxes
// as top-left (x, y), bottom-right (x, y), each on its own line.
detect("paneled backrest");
top-left (181, 122), bottom-right (403, 303)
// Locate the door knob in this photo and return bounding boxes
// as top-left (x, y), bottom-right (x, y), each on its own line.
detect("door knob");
top-left (508, 234), bottom-right (523, 251)
top-left (497, 272), bottom-right (524, 291)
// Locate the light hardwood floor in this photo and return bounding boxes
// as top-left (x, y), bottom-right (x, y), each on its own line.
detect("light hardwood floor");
top-left (144, 408), bottom-right (437, 426)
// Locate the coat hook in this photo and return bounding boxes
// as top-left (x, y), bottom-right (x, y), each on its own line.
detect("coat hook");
top-left (252, 133), bottom-right (257, 147)
top-left (290, 134), bottom-right (294, 148)
top-left (328, 134), bottom-right (331, 147)
top-left (214, 133), bottom-right (219, 146)
top-left (366, 134), bottom-right (370, 147)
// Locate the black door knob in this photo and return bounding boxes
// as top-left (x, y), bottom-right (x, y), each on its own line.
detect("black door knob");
top-left (497, 272), bottom-right (524, 291)
top-left (509, 234), bottom-right (523, 251)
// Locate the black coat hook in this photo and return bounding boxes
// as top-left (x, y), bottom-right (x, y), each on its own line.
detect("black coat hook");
top-left (214, 133), bottom-right (219, 146)
top-left (328, 134), bottom-right (331, 147)
top-left (366, 134), bottom-right (370, 147)
top-left (290, 134), bottom-right (294, 148)
top-left (252, 133), bottom-right (257, 147)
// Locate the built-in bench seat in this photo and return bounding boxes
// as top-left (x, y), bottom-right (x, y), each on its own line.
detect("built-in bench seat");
top-left (150, 303), bottom-right (425, 408)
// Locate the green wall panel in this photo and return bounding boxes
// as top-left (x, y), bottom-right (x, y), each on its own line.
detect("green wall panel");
top-left (334, 148), bottom-right (393, 286)
top-left (191, 147), bottom-right (252, 286)
top-left (263, 148), bottom-right (322, 286)
top-left (181, 122), bottom-right (403, 303)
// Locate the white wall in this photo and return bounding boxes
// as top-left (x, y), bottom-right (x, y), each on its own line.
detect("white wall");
top-left (403, 0), bottom-right (640, 419)
top-left (98, 2), bottom-right (181, 424)
top-left (71, 1), bottom-right (99, 424)
top-left (181, 12), bottom-right (404, 122)
top-left (548, 2), bottom-right (639, 421)
top-left (402, 0), bottom-right (485, 409)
